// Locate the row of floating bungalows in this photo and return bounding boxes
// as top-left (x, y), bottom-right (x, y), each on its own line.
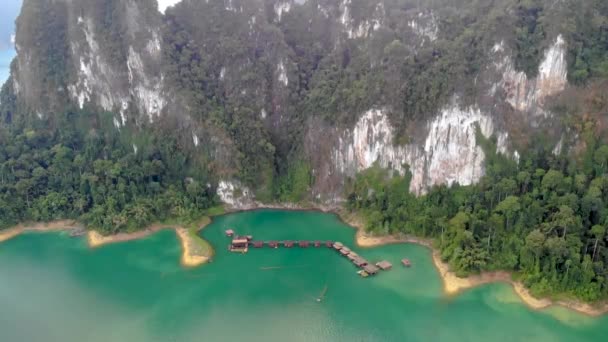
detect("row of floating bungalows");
top-left (332, 242), bottom-right (392, 277)
top-left (229, 234), bottom-right (335, 252)
top-left (253, 240), bottom-right (334, 248)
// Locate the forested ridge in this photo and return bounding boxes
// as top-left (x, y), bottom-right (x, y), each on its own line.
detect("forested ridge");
top-left (347, 116), bottom-right (608, 301)
top-left (1, 0), bottom-right (608, 304)
top-left (0, 110), bottom-right (216, 235)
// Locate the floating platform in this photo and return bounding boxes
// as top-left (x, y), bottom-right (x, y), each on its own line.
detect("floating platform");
top-left (401, 258), bottom-right (411, 267)
top-left (224, 231), bottom-right (386, 278)
top-left (376, 261), bottom-right (392, 270)
top-left (363, 264), bottom-right (380, 275)
top-left (357, 270), bottom-right (369, 278)
top-left (353, 257), bottom-right (368, 268)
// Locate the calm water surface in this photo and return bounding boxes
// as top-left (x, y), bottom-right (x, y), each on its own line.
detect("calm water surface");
top-left (0, 210), bottom-right (606, 341)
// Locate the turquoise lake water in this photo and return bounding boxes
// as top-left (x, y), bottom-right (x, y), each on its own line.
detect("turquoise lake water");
top-left (0, 210), bottom-right (606, 341)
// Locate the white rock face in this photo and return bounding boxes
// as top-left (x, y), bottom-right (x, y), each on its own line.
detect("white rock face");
top-left (274, 2), bottom-right (291, 21)
top-left (217, 180), bottom-right (253, 207)
top-left (67, 16), bottom-right (167, 124)
top-left (157, 0), bottom-right (182, 14)
top-left (193, 133), bottom-right (199, 147)
top-left (277, 61), bottom-right (288, 86)
top-left (339, 0), bottom-right (383, 39)
top-left (495, 35), bottom-right (567, 114)
top-left (408, 11), bottom-right (438, 42)
top-left (334, 107), bottom-right (508, 194)
top-left (422, 107), bottom-right (495, 191)
top-left (127, 46), bottom-right (166, 121)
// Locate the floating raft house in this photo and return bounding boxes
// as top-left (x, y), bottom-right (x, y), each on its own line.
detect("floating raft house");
top-left (225, 229), bottom-right (234, 237)
top-left (363, 264), bottom-right (380, 275)
top-left (230, 237), bottom-right (249, 253)
top-left (353, 257), bottom-right (368, 268)
top-left (346, 252), bottom-right (359, 261)
top-left (401, 258), bottom-right (411, 267)
top-left (376, 261), bottom-right (392, 270)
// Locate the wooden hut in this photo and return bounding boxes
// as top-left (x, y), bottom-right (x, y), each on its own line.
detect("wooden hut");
top-left (346, 252), bottom-right (359, 261)
top-left (363, 264), bottom-right (380, 275)
top-left (325, 241), bottom-right (333, 247)
top-left (314, 241), bottom-right (321, 247)
top-left (225, 229), bottom-right (234, 237)
top-left (284, 241), bottom-right (294, 248)
top-left (353, 257), bottom-right (368, 268)
top-left (333, 242), bottom-right (344, 250)
top-left (268, 241), bottom-right (279, 248)
top-left (245, 235), bottom-right (253, 241)
top-left (401, 258), bottom-right (411, 267)
top-left (252, 241), bottom-right (264, 248)
top-left (230, 237), bottom-right (249, 253)
top-left (299, 241), bottom-right (310, 248)
top-left (376, 261), bottom-right (392, 270)
top-left (340, 249), bottom-right (351, 256)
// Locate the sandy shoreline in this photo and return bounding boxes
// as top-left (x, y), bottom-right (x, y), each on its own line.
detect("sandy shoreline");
top-left (175, 228), bottom-right (210, 267)
top-left (1, 220), bottom-right (212, 268)
top-left (2, 208), bottom-right (607, 316)
top-left (336, 210), bottom-right (608, 317)
top-left (0, 220), bottom-right (83, 243)
top-left (87, 221), bottom-right (212, 267)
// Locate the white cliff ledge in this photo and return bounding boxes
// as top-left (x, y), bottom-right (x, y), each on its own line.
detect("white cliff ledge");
top-left (334, 105), bottom-right (509, 195)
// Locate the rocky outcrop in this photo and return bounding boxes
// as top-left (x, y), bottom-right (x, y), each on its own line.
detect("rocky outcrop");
top-left (13, 0), bottom-right (167, 124)
top-left (6, 0), bottom-right (574, 203)
top-left (492, 35), bottom-right (568, 115)
top-left (326, 105), bottom-right (506, 196)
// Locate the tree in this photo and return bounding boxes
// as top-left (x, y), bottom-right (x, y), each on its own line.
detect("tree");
top-left (494, 196), bottom-right (521, 231)
top-left (591, 225), bottom-right (606, 261)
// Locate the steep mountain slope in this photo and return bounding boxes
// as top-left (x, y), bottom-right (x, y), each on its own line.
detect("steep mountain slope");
top-left (2, 0), bottom-right (607, 204)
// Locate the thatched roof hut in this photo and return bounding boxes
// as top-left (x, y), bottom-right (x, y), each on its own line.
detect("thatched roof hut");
top-left (376, 261), bottom-right (392, 270)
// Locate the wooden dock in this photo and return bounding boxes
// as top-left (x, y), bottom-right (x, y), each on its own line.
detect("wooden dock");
top-left (227, 235), bottom-right (393, 277)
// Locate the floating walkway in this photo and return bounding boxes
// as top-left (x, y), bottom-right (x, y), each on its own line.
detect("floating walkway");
top-left (226, 230), bottom-right (402, 277)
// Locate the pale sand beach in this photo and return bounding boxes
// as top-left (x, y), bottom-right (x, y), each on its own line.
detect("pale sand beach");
top-left (341, 211), bottom-right (608, 317)
top-left (1, 220), bottom-right (212, 268)
top-left (0, 220), bottom-right (82, 243)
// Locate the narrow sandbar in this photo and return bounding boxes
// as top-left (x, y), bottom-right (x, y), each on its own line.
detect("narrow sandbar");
top-left (1, 219), bottom-right (213, 268)
top-left (0, 220), bottom-right (82, 243)
top-left (87, 220), bottom-right (213, 267)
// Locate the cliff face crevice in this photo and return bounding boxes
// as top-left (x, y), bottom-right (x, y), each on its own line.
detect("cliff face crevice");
top-left (5, 0), bottom-right (579, 203)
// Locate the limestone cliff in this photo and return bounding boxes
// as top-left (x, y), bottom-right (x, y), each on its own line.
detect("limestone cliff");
top-left (3, 0), bottom-right (584, 205)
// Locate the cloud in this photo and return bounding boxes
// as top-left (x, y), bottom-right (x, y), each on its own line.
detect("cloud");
top-left (157, 0), bottom-right (182, 14)
top-left (10, 33), bottom-right (15, 45)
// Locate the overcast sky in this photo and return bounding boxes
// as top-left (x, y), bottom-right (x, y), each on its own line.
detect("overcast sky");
top-left (0, 0), bottom-right (21, 51)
